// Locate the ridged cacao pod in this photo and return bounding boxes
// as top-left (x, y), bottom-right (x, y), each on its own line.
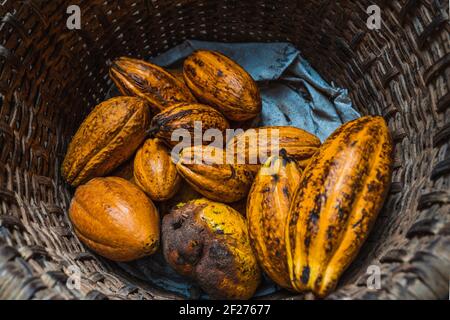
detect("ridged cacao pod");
top-left (69, 177), bottom-right (160, 262)
top-left (286, 116), bottom-right (393, 297)
top-left (150, 103), bottom-right (230, 147)
top-left (62, 97), bottom-right (150, 187)
top-left (176, 145), bottom-right (255, 203)
top-left (183, 50), bottom-right (261, 121)
top-left (227, 126), bottom-right (321, 173)
top-left (162, 198), bottom-right (261, 299)
top-left (247, 152), bottom-right (302, 290)
top-left (110, 57), bottom-right (196, 112)
top-left (134, 138), bottom-right (181, 201)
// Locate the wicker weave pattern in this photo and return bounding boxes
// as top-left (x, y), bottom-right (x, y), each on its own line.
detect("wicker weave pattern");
top-left (0, 0), bottom-right (448, 300)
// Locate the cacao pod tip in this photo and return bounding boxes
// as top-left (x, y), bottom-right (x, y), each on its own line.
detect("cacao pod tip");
top-left (146, 125), bottom-right (160, 137)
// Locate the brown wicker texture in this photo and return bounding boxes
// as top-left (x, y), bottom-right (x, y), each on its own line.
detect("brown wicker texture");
top-left (0, 0), bottom-right (449, 300)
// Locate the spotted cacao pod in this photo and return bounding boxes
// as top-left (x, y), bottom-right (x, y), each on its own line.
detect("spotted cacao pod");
top-left (183, 50), bottom-right (261, 121)
top-left (110, 57), bottom-right (196, 112)
top-left (286, 116), bottom-right (393, 297)
top-left (62, 97), bottom-right (150, 187)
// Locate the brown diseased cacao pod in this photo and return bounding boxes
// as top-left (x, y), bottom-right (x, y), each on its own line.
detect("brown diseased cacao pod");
top-left (162, 198), bottom-right (261, 300)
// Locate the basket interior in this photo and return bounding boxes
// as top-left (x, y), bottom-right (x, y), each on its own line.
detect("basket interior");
top-left (0, 0), bottom-right (448, 300)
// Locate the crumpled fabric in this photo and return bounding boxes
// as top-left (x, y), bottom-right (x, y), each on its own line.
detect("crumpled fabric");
top-left (151, 40), bottom-right (360, 142)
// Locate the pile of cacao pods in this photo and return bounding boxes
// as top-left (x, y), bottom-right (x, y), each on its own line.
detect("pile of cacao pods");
top-left (63, 50), bottom-right (393, 300)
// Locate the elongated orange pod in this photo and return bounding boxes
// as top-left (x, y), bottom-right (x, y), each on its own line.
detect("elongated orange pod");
top-left (286, 116), bottom-right (393, 297)
top-left (134, 138), bottom-right (181, 201)
top-left (62, 97), bottom-right (150, 187)
top-left (110, 57), bottom-right (196, 112)
top-left (227, 126), bottom-right (321, 173)
top-left (150, 103), bottom-right (230, 148)
top-left (176, 145), bottom-right (255, 203)
top-left (247, 152), bottom-right (302, 290)
top-left (183, 50), bottom-right (261, 121)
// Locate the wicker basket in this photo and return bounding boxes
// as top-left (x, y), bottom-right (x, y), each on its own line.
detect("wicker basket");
top-left (0, 0), bottom-right (449, 300)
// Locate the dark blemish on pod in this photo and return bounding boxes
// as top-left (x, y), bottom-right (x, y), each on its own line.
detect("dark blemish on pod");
top-left (262, 186), bottom-right (271, 193)
top-left (337, 206), bottom-right (345, 219)
top-left (314, 275), bottom-right (323, 289)
top-left (301, 266), bottom-right (310, 284)
top-left (304, 236), bottom-right (311, 248)
top-left (352, 217), bottom-right (364, 229)
top-left (327, 226), bottom-right (334, 240)
top-left (184, 64), bottom-right (197, 78)
top-left (367, 181), bottom-right (379, 192)
top-left (309, 210), bottom-right (319, 224)
top-left (152, 109), bottom-right (194, 127)
top-left (272, 174), bottom-right (280, 183)
top-left (283, 186), bottom-right (290, 198)
top-left (192, 57), bottom-right (205, 67)
top-left (172, 219), bottom-right (183, 230)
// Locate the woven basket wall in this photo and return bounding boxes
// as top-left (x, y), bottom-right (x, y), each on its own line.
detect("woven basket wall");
top-left (0, 0), bottom-right (449, 300)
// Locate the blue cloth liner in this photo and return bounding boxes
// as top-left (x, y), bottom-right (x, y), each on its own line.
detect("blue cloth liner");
top-left (151, 40), bottom-right (360, 142)
top-left (115, 40), bottom-right (360, 299)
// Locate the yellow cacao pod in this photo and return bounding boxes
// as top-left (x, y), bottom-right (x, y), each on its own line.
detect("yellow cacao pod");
top-left (69, 177), bottom-right (160, 262)
top-left (183, 50), bottom-right (261, 121)
top-left (176, 145), bottom-right (255, 203)
top-left (162, 198), bottom-right (261, 299)
top-left (150, 103), bottom-right (230, 147)
top-left (286, 116), bottom-right (393, 297)
top-left (134, 138), bottom-right (181, 201)
top-left (227, 126), bottom-right (321, 173)
top-left (62, 97), bottom-right (150, 187)
top-left (110, 57), bottom-right (196, 112)
top-left (247, 152), bottom-right (302, 290)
